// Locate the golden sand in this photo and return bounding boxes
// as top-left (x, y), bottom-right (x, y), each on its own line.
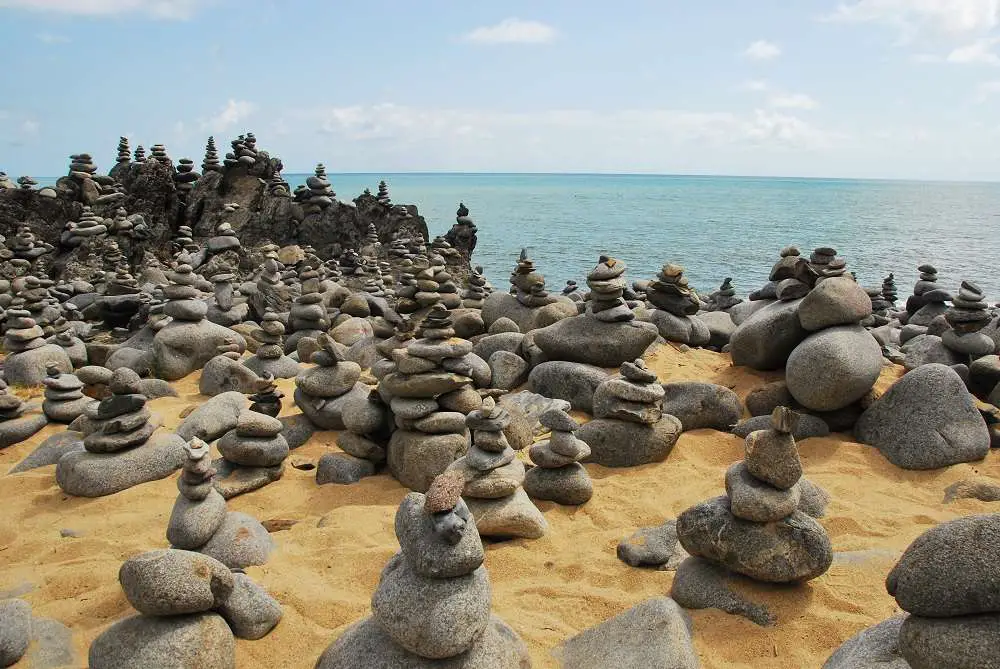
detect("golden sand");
top-left (1, 345), bottom-right (997, 668)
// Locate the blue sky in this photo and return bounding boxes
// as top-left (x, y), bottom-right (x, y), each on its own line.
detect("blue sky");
top-left (2, 0), bottom-right (1000, 180)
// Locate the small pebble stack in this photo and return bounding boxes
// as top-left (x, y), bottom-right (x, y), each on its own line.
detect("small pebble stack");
top-left (525, 407), bottom-right (593, 505)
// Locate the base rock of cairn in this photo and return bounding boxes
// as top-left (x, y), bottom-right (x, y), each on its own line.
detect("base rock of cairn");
top-left (315, 473), bottom-right (531, 668)
top-left (215, 410), bottom-right (289, 498)
top-left (0, 383), bottom-right (48, 448)
top-left (3, 308), bottom-right (73, 387)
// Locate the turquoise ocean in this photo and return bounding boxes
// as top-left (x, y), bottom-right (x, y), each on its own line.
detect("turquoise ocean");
top-left (284, 173), bottom-right (1000, 301)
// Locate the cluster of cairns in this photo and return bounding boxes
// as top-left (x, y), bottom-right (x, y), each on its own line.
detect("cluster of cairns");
top-left (61, 206), bottom-right (108, 247)
top-left (294, 333), bottom-right (367, 430)
top-left (315, 472), bottom-right (531, 668)
top-left (202, 136), bottom-right (223, 172)
top-left (245, 310), bottom-right (299, 379)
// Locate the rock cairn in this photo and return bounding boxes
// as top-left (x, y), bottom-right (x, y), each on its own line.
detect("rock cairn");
top-left (3, 307), bottom-right (72, 387)
top-left (646, 263), bottom-right (710, 346)
top-left (676, 407), bottom-right (833, 583)
top-left (149, 143), bottom-right (171, 167)
top-left (881, 514), bottom-right (1000, 668)
top-left (304, 163), bottom-right (335, 214)
top-left (905, 264), bottom-right (949, 324)
top-left (202, 136), bottom-right (222, 173)
top-left (320, 387), bottom-right (391, 484)
top-left (409, 255), bottom-right (445, 309)
top-left (115, 136), bottom-right (131, 166)
top-left (444, 397), bottom-right (547, 539)
top-left (206, 269), bottom-right (247, 327)
top-left (534, 257), bottom-right (659, 367)
top-left (166, 436), bottom-right (276, 567)
top-left (314, 472), bottom-right (530, 668)
top-left (383, 306), bottom-right (477, 491)
top-left (510, 249), bottom-right (556, 307)
top-left (360, 223), bottom-right (381, 257)
top-left (376, 179), bottom-right (391, 205)
top-left (61, 206), bottom-right (108, 247)
top-left (216, 410), bottom-right (290, 498)
top-left (0, 383), bottom-right (48, 448)
top-left (577, 359), bottom-right (682, 467)
top-left (462, 267), bottom-right (488, 308)
top-left (294, 333), bottom-right (367, 430)
top-left (941, 280), bottom-right (995, 359)
top-left (41, 362), bottom-right (91, 423)
top-left (16, 176), bottom-right (37, 190)
top-left (244, 310), bottom-right (299, 379)
top-left (174, 225), bottom-right (195, 253)
top-left (525, 407), bottom-right (593, 505)
top-left (249, 373), bottom-right (283, 417)
top-left (706, 277), bottom-right (742, 311)
top-left (268, 172), bottom-right (290, 197)
top-left (56, 368), bottom-right (186, 497)
top-left (809, 246), bottom-right (847, 282)
top-left (133, 145), bottom-right (146, 162)
top-left (9, 225), bottom-right (52, 262)
top-left (50, 317), bottom-right (87, 367)
top-left (173, 158), bottom-right (199, 201)
top-left (287, 268), bottom-right (329, 347)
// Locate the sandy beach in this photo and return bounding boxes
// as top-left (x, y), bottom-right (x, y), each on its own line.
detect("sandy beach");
top-left (2, 344), bottom-right (995, 668)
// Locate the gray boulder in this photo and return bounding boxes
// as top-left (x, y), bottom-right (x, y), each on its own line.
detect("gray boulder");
top-left (899, 614), bottom-right (1000, 669)
top-left (216, 573), bottom-right (282, 640)
top-left (798, 277), bottom-right (873, 331)
top-left (554, 597), bottom-right (698, 669)
top-left (729, 298), bottom-right (807, 371)
top-left (528, 361), bottom-right (608, 413)
top-left (676, 496), bottom-right (832, 583)
top-left (388, 430), bottom-right (469, 492)
top-left (856, 364), bottom-right (990, 469)
top-left (55, 431), bottom-right (186, 497)
top-left (745, 380), bottom-right (797, 416)
top-left (487, 351), bottom-right (527, 391)
top-left (153, 320), bottom-right (246, 381)
top-left (8, 431), bottom-right (84, 473)
top-left (533, 315), bottom-right (658, 368)
top-left (0, 413), bottom-right (49, 449)
top-left (0, 599), bottom-right (31, 668)
top-left (616, 520), bottom-right (687, 569)
top-left (167, 489), bottom-right (227, 549)
top-left (316, 452), bottom-right (377, 484)
top-left (902, 334), bottom-right (962, 371)
top-left (176, 391), bottom-right (248, 441)
top-left (786, 325), bottom-right (882, 412)
top-left (885, 514), bottom-right (1000, 617)
top-left (577, 416), bottom-right (682, 467)
top-left (694, 310), bottom-right (736, 348)
top-left (119, 549), bottom-right (234, 616)
top-left (88, 613), bottom-right (234, 669)
top-left (725, 462), bottom-right (801, 522)
top-left (4, 345), bottom-right (72, 387)
top-left (523, 463), bottom-right (593, 505)
top-left (649, 310), bottom-right (711, 346)
top-left (822, 616), bottom-right (909, 669)
top-left (670, 556), bottom-right (775, 626)
top-left (294, 383), bottom-right (369, 430)
top-left (199, 355), bottom-right (259, 396)
top-left (660, 381), bottom-right (741, 431)
top-left (198, 511), bottom-right (275, 570)
top-left (472, 332), bottom-right (524, 362)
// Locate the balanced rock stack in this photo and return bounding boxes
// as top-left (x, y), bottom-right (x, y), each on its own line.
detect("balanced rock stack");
top-left (445, 397), bottom-right (547, 540)
top-left (784, 273), bottom-right (881, 413)
top-left (314, 472), bottom-right (531, 668)
top-left (905, 264), bottom-right (950, 325)
top-left (87, 547), bottom-right (280, 667)
top-left (430, 253), bottom-right (462, 309)
top-left (675, 407), bottom-right (833, 584)
top-left (10, 225), bottom-right (52, 262)
top-left (360, 223), bottom-right (381, 258)
top-left (207, 213), bottom-right (241, 256)
top-left (50, 317), bottom-right (87, 367)
top-left (115, 136), bottom-right (131, 166)
top-left (167, 436), bottom-right (277, 568)
top-left (376, 179), bottom-right (391, 205)
top-left (153, 263), bottom-right (245, 380)
top-left (562, 280), bottom-right (580, 299)
top-left (706, 277), bottom-right (742, 311)
top-left (0, 383), bottom-right (48, 448)
top-left (216, 410), bottom-right (290, 498)
top-left (149, 143), bottom-right (171, 167)
top-left (286, 268), bottom-right (329, 349)
top-left (941, 280), bottom-right (995, 359)
top-left (646, 263), bottom-right (710, 346)
top-left (206, 270), bottom-right (247, 327)
top-left (305, 163), bottom-right (335, 214)
top-left (56, 368), bottom-right (186, 497)
top-left (41, 362), bottom-right (91, 423)
top-left (760, 245), bottom-right (811, 300)
top-left (510, 249), bottom-right (555, 308)
top-left (383, 307), bottom-right (478, 492)
top-left (202, 136), bottom-right (222, 173)
top-left (174, 225), bottom-right (195, 252)
top-left (408, 255), bottom-right (444, 309)
top-left (3, 307), bottom-right (72, 387)
top-left (16, 176), bottom-right (37, 190)
top-left (244, 310), bottom-right (299, 379)
top-left (462, 267), bottom-right (488, 308)
top-left (268, 172), bottom-right (290, 197)
top-left (173, 158), bottom-right (199, 200)
top-left (394, 264), bottom-right (420, 313)
top-left (320, 388), bottom-right (391, 483)
top-left (249, 373), bottom-right (284, 417)
top-left (809, 246), bottom-right (847, 282)
top-left (880, 514), bottom-right (1000, 668)
top-left (525, 407), bottom-right (593, 505)
top-left (60, 206), bottom-right (108, 247)
top-left (133, 145), bottom-right (146, 162)
top-left (577, 359), bottom-right (683, 467)
top-left (534, 256), bottom-right (659, 367)
top-left (294, 333), bottom-right (368, 430)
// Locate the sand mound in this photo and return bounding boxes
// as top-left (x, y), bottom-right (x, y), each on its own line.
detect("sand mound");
top-left (1, 345), bottom-right (996, 668)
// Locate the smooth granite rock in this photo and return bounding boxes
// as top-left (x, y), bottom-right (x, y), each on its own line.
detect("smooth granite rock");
top-left (176, 392), bottom-right (248, 442)
top-left (88, 613), bottom-right (235, 669)
top-left (216, 573), bottom-right (282, 640)
top-left (786, 325), bottom-right (883, 412)
top-left (660, 381), bottom-right (741, 431)
top-left (0, 599), bottom-right (31, 668)
top-left (533, 315), bottom-right (658, 368)
top-left (899, 614), bottom-right (1000, 669)
top-left (119, 549), bottom-right (234, 616)
top-left (55, 431), bottom-right (186, 497)
top-left (197, 512), bottom-right (275, 570)
top-left (616, 520), bottom-right (688, 569)
top-left (822, 616), bottom-right (910, 669)
top-left (730, 298), bottom-right (808, 371)
top-left (528, 361), bottom-right (608, 413)
top-left (577, 416), bottom-right (683, 467)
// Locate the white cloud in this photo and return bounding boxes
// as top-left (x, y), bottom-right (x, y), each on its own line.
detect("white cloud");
top-left (743, 40), bottom-right (782, 60)
top-left (35, 32), bottom-right (69, 43)
top-left (740, 79), bottom-right (770, 92)
top-left (462, 18), bottom-right (557, 45)
top-left (825, 0), bottom-right (1000, 39)
top-left (0, 0), bottom-right (203, 19)
top-left (974, 79), bottom-right (1000, 99)
top-left (769, 93), bottom-right (820, 110)
top-left (200, 99), bottom-right (256, 134)
top-left (948, 37), bottom-right (1000, 63)
top-left (19, 119), bottom-right (39, 135)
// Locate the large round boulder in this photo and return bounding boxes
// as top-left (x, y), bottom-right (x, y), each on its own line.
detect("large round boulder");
top-left (798, 277), bottom-right (873, 331)
top-left (786, 325), bottom-right (882, 411)
top-left (729, 298), bottom-right (808, 371)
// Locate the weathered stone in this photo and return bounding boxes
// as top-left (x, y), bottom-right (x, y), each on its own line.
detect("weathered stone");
top-left (577, 416), bottom-right (683, 467)
top-left (798, 277), bottom-right (873, 331)
top-left (216, 572), bottom-right (282, 640)
top-left (119, 549), bottom-right (234, 616)
top-left (725, 462), bottom-right (801, 522)
top-left (388, 430), bottom-right (469, 492)
top-left (0, 599), bottom-right (31, 668)
top-left (660, 381), bottom-right (741, 431)
top-left (730, 298), bottom-right (807, 371)
top-left (528, 361), bottom-right (608, 413)
top-left (87, 613), bottom-right (234, 669)
top-left (616, 520), bottom-right (688, 570)
top-left (786, 325), bottom-right (883, 412)
top-left (822, 616), bottom-right (909, 669)
top-left (198, 512), bottom-right (274, 570)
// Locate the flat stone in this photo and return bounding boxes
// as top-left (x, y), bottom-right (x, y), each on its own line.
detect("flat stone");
top-left (177, 391), bottom-right (248, 442)
top-left (316, 452), bottom-right (377, 484)
top-left (56, 431), bottom-right (186, 497)
top-left (528, 361), bottom-right (609, 414)
top-left (726, 461), bottom-right (802, 522)
top-left (577, 416), bottom-right (683, 467)
top-left (8, 431), bottom-right (83, 473)
top-left (212, 459), bottom-right (284, 499)
top-left (670, 556), bottom-right (775, 626)
top-left (523, 462), bottom-right (593, 505)
top-left (0, 413), bottom-right (49, 449)
top-left (533, 315), bottom-right (658, 368)
top-left (465, 488), bottom-right (548, 539)
top-left (381, 371), bottom-right (472, 399)
top-left (616, 520), bottom-right (687, 569)
top-left (660, 381), bottom-right (741, 431)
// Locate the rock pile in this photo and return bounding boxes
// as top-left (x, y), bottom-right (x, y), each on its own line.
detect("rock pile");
top-left (0, 383), bottom-right (48, 448)
top-left (304, 163), bottom-right (335, 214)
top-left (706, 277), bottom-right (742, 311)
top-left (525, 407), bottom-right (593, 505)
top-left (61, 206), bottom-right (108, 247)
top-left (41, 362), bottom-right (91, 423)
top-left (3, 307), bottom-right (72, 386)
top-left (174, 158), bottom-right (199, 200)
top-left (149, 144), bottom-right (171, 167)
top-left (646, 262), bottom-right (710, 346)
top-left (249, 373), bottom-right (284, 416)
top-left (481, 249), bottom-right (577, 333)
top-left (577, 359), bottom-right (682, 466)
top-left (244, 310), bottom-right (299, 379)
top-left (56, 368), bottom-right (186, 497)
top-left (286, 268), bottom-right (329, 349)
top-left (941, 280), bottom-right (995, 359)
top-left (206, 270), bottom-right (247, 327)
top-left (215, 410), bottom-right (289, 498)
top-left (133, 145), bottom-right (146, 162)
top-left (314, 472), bottom-right (531, 668)
top-left (202, 136), bottom-right (222, 173)
top-left (294, 333), bottom-right (367, 430)
top-left (382, 306), bottom-right (477, 491)
top-left (445, 397), bottom-right (547, 539)
top-left (535, 256), bottom-right (658, 367)
top-left (675, 407), bottom-right (833, 583)
top-left (461, 267), bottom-right (488, 308)
top-left (115, 136), bottom-right (131, 166)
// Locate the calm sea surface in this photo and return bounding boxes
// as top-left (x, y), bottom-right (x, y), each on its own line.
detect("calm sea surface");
top-left (281, 174), bottom-right (1000, 301)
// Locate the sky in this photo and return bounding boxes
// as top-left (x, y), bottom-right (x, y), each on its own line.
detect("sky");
top-left (2, 0), bottom-right (1000, 180)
